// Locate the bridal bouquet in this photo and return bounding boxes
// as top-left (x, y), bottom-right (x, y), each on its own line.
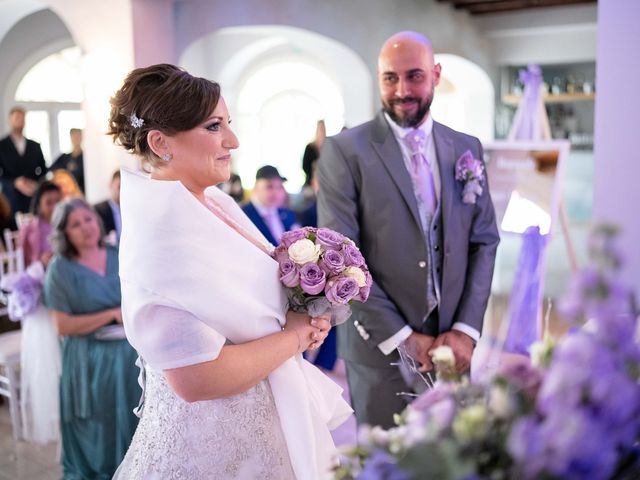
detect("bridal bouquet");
top-left (273, 227), bottom-right (371, 325)
top-left (334, 225), bottom-right (640, 480)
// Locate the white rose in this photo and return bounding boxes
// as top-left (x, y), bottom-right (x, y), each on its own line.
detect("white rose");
top-left (343, 266), bottom-right (367, 287)
top-left (488, 385), bottom-right (512, 419)
top-left (430, 345), bottom-right (455, 367)
top-left (288, 239), bottom-right (321, 265)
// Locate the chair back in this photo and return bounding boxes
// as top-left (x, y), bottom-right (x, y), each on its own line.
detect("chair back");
top-left (3, 228), bottom-right (21, 254)
top-left (15, 212), bottom-right (34, 230)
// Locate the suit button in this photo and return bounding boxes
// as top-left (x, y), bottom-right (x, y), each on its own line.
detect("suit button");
top-left (418, 261), bottom-right (426, 268)
top-left (434, 245), bottom-right (440, 252)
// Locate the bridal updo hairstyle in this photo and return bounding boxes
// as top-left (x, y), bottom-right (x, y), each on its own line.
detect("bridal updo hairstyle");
top-left (108, 63), bottom-right (221, 168)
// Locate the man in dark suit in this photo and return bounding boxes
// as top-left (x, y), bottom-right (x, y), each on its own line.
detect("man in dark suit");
top-left (0, 107), bottom-right (47, 215)
top-left (317, 31), bottom-right (500, 428)
top-left (242, 165), bottom-right (299, 246)
top-left (94, 170), bottom-right (121, 243)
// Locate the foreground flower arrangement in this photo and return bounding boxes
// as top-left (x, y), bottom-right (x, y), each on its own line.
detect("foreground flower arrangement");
top-left (335, 225), bottom-right (640, 480)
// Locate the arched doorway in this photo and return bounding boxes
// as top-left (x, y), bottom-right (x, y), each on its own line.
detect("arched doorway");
top-left (432, 54), bottom-right (495, 142)
top-left (181, 25), bottom-right (373, 193)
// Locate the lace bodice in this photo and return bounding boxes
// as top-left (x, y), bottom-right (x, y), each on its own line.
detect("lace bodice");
top-left (114, 367), bottom-right (295, 479)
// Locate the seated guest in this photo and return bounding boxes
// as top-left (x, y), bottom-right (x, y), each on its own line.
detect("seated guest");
top-left (51, 169), bottom-right (83, 199)
top-left (242, 165), bottom-right (299, 246)
top-left (94, 170), bottom-right (121, 244)
top-left (50, 128), bottom-right (85, 193)
top-left (44, 198), bottom-right (139, 479)
top-left (18, 180), bottom-right (62, 267)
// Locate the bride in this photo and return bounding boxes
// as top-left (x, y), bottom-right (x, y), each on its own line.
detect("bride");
top-left (108, 64), bottom-right (352, 479)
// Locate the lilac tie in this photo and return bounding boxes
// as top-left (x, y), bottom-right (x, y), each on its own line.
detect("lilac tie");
top-left (403, 129), bottom-right (437, 218)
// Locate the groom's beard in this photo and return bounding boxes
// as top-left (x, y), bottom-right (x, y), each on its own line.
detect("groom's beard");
top-left (383, 94), bottom-right (433, 128)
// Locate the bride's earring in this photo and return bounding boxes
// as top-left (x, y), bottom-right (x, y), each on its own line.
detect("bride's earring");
top-left (161, 153), bottom-right (173, 162)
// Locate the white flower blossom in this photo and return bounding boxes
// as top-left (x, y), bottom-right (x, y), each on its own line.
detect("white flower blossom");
top-left (343, 266), bottom-right (367, 287)
top-left (287, 239), bottom-right (321, 265)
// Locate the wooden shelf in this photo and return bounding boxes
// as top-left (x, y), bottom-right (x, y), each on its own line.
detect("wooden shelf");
top-left (502, 93), bottom-right (595, 106)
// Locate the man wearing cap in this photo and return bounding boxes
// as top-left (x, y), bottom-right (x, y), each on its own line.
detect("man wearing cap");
top-left (242, 165), bottom-right (300, 246)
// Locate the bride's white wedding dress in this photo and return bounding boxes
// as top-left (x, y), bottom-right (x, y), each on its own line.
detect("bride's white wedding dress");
top-left (114, 170), bottom-right (352, 480)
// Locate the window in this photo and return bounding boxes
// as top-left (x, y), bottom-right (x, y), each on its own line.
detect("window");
top-left (14, 46), bottom-right (84, 164)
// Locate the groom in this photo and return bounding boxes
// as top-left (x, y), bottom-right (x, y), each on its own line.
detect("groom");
top-left (317, 31), bottom-right (499, 428)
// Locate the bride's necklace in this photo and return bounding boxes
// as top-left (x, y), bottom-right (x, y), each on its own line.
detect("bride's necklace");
top-left (203, 198), bottom-right (274, 256)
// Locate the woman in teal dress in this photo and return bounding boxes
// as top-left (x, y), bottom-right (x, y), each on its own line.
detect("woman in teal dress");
top-left (44, 197), bottom-right (139, 479)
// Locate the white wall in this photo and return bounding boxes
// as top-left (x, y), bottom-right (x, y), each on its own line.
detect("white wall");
top-left (475, 5), bottom-right (597, 66)
top-left (174, 0), bottom-right (494, 111)
top-left (593, 0), bottom-right (640, 300)
top-left (43, 0), bottom-right (137, 202)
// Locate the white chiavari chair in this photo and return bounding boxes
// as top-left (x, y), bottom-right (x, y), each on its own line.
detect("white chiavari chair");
top-left (0, 248), bottom-right (26, 439)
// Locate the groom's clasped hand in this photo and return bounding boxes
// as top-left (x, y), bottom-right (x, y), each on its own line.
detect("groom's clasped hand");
top-left (404, 330), bottom-right (475, 373)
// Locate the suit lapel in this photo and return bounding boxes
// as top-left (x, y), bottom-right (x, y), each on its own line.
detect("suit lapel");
top-left (370, 113), bottom-right (422, 231)
top-left (433, 122), bottom-right (455, 233)
top-left (246, 203), bottom-right (277, 246)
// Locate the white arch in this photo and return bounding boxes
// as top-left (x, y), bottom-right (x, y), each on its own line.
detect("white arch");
top-left (180, 25), bottom-right (373, 191)
top-left (432, 54), bottom-right (495, 142)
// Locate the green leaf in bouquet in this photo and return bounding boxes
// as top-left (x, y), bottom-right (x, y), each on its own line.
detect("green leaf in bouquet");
top-left (398, 438), bottom-right (474, 480)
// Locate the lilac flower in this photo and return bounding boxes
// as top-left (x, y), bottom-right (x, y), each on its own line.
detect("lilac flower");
top-left (325, 277), bottom-right (359, 305)
top-left (278, 259), bottom-right (299, 288)
top-left (272, 244), bottom-right (290, 263)
top-left (315, 227), bottom-right (345, 249)
top-left (342, 244), bottom-right (365, 267)
top-left (299, 263), bottom-right (326, 295)
top-left (357, 450), bottom-right (409, 480)
top-left (319, 249), bottom-right (345, 275)
top-left (455, 150), bottom-right (484, 182)
top-left (280, 228), bottom-right (311, 248)
top-left (7, 274), bottom-right (42, 321)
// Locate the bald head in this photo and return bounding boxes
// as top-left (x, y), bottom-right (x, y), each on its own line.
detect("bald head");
top-left (377, 31), bottom-right (440, 128)
top-left (378, 31), bottom-right (434, 70)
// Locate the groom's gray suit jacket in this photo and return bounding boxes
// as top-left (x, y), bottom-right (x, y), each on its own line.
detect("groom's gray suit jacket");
top-left (317, 111), bottom-right (500, 368)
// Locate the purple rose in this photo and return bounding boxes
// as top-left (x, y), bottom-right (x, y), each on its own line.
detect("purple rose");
top-left (319, 249), bottom-right (345, 275)
top-left (279, 259), bottom-right (299, 288)
top-left (299, 263), bottom-right (326, 295)
top-left (272, 244), bottom-right (290, 263)
top-left (342, 244), bottom-right (365, 267)
top-left (315, 228), bottom-right (345, 249)
top-left (281, 228), bottom-right (313, 248)
top-left (325, 277), bottom-right (359, 305)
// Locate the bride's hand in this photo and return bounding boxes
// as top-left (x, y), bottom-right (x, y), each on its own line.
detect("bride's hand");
top-left (309, 313), bottom-right (331, 350)
top-left (284, 311), bottom-right (328, 353)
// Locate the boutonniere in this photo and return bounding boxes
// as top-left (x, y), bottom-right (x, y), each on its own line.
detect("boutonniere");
top-left (455, 150), bottom-right (484, 205)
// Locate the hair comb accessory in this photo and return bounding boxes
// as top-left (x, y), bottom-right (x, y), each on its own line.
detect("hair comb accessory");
top-left (129, 113), bottom-right (144, 129)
